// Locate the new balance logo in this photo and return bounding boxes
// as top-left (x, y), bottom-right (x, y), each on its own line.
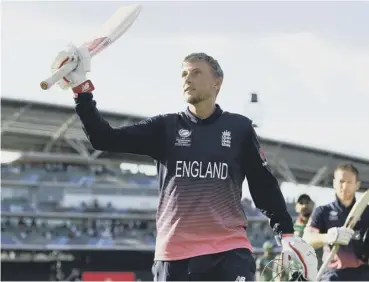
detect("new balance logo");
top-left (82, 82), bottom-right (90, 92)
top-left (73, 80), bottom-right (95, 94)
top-left (235, 276), bottom-right (246, 281)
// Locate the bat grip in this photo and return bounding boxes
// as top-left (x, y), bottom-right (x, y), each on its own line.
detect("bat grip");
top-left (40, 61), bottom-right (78, 90)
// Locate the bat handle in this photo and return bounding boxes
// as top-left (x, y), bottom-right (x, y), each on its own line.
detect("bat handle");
top-left (316, 244), bottom-right (339, 281)
top-left (40, 62), bottom-right (78, 90)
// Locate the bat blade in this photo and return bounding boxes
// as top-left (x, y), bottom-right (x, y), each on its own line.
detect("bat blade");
top-left (316, 190), bottom-right (369, 280)
top-left (80, 4), bottom-right (142, 57)
top-left (344, 190), bottom-right (369, 228)
top-left (40, 4), bottom-right (142, 90)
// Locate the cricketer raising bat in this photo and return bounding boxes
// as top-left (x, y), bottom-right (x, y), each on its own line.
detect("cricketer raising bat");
top-left (40, 4), bottom-right (142, 90)
top-left (316, 189), bottom-right (369, 280)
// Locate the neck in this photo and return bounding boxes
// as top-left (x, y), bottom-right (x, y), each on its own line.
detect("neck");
top-left (338, 196), bottom-right (355, 207)
top-left (188, 98), bottom-right (216, 119)
top-left (298, 215), bottom-right (309, 222)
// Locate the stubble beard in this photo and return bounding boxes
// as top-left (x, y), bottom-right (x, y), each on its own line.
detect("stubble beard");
top-left (184, 93), bottom-right (204, 105)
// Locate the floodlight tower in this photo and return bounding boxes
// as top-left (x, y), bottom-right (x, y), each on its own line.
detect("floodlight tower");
top-left (247, 92), bottom-right (263, 128)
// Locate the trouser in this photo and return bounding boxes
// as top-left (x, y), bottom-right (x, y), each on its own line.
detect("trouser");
top-left (320, 264), bottom-right (369, 281)
top-left (152, 248), bottom-right (256, 281)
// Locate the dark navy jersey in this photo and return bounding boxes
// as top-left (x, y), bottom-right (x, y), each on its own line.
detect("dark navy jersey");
top-left (306, 195), bottom-right (369, 269)
top-left (74, 93), bottom-right (294, 260)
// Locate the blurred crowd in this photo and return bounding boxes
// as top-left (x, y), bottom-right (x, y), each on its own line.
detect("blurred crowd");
top-left (1, 198), bottom-right (286, 250)
top-left (1, 216), bottom-right (156, 248)
top-left (1, 162), bottom-right (299, 255)
top-left (1, 162), bottom-right (158, 187)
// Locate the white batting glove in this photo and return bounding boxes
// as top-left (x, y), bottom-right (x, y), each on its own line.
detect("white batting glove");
top-left (280, 235), bottom-right (318, 281)
top-left (51, 44), bottom-right (95, 94)
top-left (324, 227), bottom-right (354, 246)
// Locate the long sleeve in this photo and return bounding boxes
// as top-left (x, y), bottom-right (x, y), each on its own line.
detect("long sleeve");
top-left (242, 122), bottom-right (294, 235)
top-left (74, 93), bottom-right (167, 161)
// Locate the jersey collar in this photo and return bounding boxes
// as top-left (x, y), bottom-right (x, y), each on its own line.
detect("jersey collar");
top-left (184, 104), bottom-right (223, 125)
top-left (333, 194), bottom-right (356, 212)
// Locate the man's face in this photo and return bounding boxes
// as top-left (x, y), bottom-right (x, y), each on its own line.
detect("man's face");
top-left (296, 198), bottom-right (314, 218)
top-left (333, 169), bottom-right (360, 202)
top-left (181, 60), bottom-right (221, 105)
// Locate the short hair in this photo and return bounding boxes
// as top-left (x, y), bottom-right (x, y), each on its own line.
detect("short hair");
top-left (335, 163), bottom-right (360, 181)
top-left (183, 52), bottom-right (224, 79)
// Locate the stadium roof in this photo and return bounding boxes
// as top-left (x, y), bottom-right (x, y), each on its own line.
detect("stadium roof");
top-left (2, 97), bottom-right (369, 189)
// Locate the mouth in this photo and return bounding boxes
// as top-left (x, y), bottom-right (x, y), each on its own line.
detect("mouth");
top-left (184, 87), bottom-right (195, 92)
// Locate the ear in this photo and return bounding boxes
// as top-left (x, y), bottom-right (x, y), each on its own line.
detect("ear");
top-left (214, 77), bottom-right (223, 90)
top-left (355, 181), bottom-right (361, 191)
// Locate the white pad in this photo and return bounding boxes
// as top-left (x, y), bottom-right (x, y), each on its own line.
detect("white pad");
top-left (281, 236), bottom-right (318, 281)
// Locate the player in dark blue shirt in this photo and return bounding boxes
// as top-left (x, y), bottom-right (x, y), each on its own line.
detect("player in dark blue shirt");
top-left (50, 47), bottom-right (318, 281)
top-left (304, 163), bottom-right (369, 280)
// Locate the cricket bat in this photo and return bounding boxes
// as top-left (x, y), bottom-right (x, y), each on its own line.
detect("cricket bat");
top-left (40, 4), bottom-right (142, 90)
top-left (316, 189), bottom-right (369, 280)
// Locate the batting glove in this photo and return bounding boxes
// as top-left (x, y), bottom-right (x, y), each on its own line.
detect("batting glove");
top-left (51, 44), bottom-right (94, 94)
top-left (324, 227), bottom-right (354, 246)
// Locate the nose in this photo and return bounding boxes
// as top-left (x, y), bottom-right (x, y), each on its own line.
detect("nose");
top-left (184, 75), bottom-right (192, 84)
top-left (340, 182), bottom-right (349, 191)
top-left (183, 78), bottom-right (192, 89)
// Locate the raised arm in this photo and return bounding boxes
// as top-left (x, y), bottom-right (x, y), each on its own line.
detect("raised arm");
top-left (241, 122), bottom-right (294, 235)
top-left (74, 92), bottom-right (167, 160)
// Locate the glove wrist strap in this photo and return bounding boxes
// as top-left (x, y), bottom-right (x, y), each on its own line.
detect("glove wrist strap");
top-left (72, 80), bottom-right (95, 94)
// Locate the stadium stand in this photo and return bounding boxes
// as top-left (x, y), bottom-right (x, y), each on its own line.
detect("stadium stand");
top-left (2, 98), bottom-right (369, 188)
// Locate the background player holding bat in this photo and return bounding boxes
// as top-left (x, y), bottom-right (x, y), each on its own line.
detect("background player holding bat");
top-left (303, 163), bottom-right (369, 280)
top-left (47, 45), bottom-right (318, 281)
